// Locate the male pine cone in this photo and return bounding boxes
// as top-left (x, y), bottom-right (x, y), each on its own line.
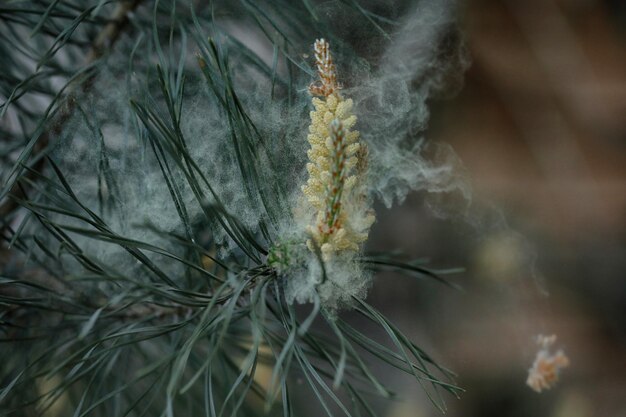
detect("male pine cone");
top-left (301, 39), bottom-right (375, 259)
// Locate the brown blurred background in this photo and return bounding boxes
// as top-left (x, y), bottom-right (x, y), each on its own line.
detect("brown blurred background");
top-left (367, 0), bottom-right (626, 416)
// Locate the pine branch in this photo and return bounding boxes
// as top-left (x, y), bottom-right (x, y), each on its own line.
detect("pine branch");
top-left (0, 2), bottom-right (466, 416)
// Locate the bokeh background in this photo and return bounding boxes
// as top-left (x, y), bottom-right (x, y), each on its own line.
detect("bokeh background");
top-left (366, 0), bottom-right (626, 416)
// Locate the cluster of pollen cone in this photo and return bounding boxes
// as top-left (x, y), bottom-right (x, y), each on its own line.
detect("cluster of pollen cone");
top-left (301, 39), bottom-right (375, 259)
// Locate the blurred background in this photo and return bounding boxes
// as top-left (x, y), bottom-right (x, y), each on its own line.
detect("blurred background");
top-left (366, 0), bottom-right (626, 416)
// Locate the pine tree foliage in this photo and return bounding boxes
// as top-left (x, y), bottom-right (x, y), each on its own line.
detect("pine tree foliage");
top-left (0, 0), bottom-right (466, 416)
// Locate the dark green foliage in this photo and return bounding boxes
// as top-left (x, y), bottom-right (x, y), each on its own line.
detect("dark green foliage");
top-left (0, 1), bottom-right (462, 416)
